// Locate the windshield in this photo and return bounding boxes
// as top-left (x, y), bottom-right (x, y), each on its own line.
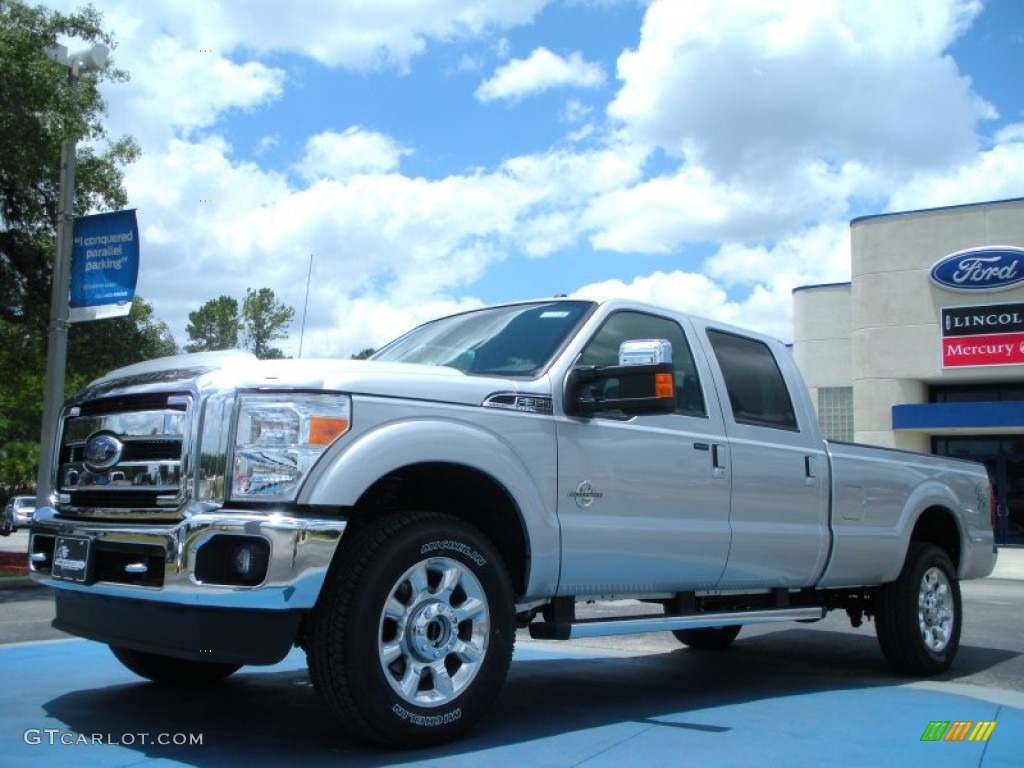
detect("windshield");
top-left (372, 301), bottom-right (595, 376)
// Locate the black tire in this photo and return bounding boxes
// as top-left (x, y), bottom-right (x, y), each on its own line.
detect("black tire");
top-left (874, 543), bottom-right (962, 675)
top-left (670, 624), bottom-right (742, 650)
top-left (307, 511), bottom-right (515, 748)
top-left (109, 646), bottom-right (241, 684)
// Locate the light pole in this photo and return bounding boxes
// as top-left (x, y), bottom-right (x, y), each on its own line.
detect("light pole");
top-left (35, 42), bottom-right (109, 508)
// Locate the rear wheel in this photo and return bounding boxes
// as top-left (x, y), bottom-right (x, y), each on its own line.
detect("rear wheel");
top-left (307, 511), bottom-right (515, 748)
top-left (874, 543), bottom-right (961, 675)
top-left (109, 646), bottom-right (241, 684)
top-left (670, 624), bottom-right (742, 650)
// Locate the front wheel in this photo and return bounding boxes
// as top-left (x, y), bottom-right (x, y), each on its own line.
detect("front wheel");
top-left (874, 543), bottom-right (962, 675)
top-left (307, 512), bottom-right (515, 748)
top-left (109, 646), bottom-right (241, 684)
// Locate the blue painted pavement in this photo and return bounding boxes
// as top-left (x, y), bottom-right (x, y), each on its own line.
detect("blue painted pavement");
top-left (0, 637), bottom-right (1021, 767)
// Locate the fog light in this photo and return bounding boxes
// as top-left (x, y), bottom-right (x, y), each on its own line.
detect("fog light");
top-left (194, 535), bottom-right (270, 586)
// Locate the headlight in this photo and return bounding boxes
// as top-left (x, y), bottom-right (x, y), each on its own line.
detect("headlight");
top-left (231, 393), bottom-right (351, 502)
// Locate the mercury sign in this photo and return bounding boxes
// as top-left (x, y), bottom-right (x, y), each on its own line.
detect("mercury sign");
top-left (929, 246), bottom-right (1024, 292)
top-left (69, 209), bottom-right (140, 322)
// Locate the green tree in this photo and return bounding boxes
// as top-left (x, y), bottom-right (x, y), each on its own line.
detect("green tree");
top-left (0, 441), bottom-right (39, 489)
top-left (241, 287), bottom-right (295, 360)
top-left (185, 295), bottom-right (240, 352)
top-left (0, 1), bottom-right (153, 482)
top-left (0, 319), bottom-right (45, 442)
top-left (66, 297), bottom-right (178, 389)
top-left (351, 347), bottom-right (376, 360)
top-left (0, 0), bottom-right (137, 332)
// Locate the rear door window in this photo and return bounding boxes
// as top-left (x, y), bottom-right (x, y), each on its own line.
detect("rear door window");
top-left (706, 329), bottom-right (797, 431)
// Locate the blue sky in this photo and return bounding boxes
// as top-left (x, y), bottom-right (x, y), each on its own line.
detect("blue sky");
top-left (48, 0), bottom-right (1024, 357)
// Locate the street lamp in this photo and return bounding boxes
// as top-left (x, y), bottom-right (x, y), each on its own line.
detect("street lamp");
top-left (35, 42), bottom-right (110, 508)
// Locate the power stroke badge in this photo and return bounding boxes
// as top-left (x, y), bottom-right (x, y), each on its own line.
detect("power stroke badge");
top-left (568, 480), bottom-right (603, 509)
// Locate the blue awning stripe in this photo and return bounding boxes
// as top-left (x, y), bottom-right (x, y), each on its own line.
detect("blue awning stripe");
top-left (892, 401), bottom-right (1024, 430)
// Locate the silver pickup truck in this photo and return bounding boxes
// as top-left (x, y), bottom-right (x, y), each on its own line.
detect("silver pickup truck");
top-left (29, 297), bottom-right (996, 747)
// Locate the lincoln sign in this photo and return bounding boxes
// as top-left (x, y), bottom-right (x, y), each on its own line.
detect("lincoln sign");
top-left (941, 302), bottom-right (1024, 368)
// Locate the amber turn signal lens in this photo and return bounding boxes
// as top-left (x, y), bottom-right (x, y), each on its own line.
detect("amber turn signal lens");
top-left (309, 417), bottom-right (349, 445)
top-left (654, 372), bottom-right (674, 399)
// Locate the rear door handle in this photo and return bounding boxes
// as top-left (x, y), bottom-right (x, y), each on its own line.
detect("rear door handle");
top-left (804, 455), bottom-right (818, 485)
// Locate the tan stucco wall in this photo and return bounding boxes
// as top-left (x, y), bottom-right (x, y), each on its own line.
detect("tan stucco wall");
top-left (794, 198), bottom-right (1024, 448)
top-left (792, 282), bottom-right (852, 399)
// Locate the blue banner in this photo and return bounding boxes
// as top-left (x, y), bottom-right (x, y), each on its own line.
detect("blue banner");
top-left (69, 209), bottom-right (140, 322)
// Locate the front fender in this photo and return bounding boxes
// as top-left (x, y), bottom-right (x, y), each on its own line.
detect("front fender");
top-left (300, 414), bottom-right (559, 598)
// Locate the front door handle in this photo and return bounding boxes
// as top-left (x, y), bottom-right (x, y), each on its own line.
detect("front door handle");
top-left (712, 443), bottom-right (726, 479)
top-left (712, 444), bottom-right (725, 469)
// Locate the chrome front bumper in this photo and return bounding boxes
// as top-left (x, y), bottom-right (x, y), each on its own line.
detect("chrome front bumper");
top-left (29, 505), bottom-right (346, 610)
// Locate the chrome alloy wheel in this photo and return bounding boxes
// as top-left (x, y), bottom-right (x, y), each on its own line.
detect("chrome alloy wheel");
top-left (378, 556), bottom-right (490, 708)
top-left (917, 565), bottom-right (954, 653)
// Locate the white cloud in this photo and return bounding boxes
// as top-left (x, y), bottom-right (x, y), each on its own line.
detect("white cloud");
top-left (608, 0), bottom-right (992, 182)
top-left (286, 292), bottom-right (487, 359)
top-left (153, 41), bottom-right (285, 129)
top-left (574, 270), bottom-right (732, 320)
top-left (53, 0), bottom-right (550, 147)
top-left (45, 0), bottom-right (1015, 361)
top-left (887, 123), bottom-right (1024, 211)
top-left (298, 127), bottom-right (412, 181)
top-left (475, 47), bottom-right (606, 102)
top-left (704, 222), bottom-right (851, 292)
top-left (123, 136), bottom-right (549, 355)
top-left (561, 97), bottom-right (593, 125)
top-left (572, 222), bottom-right (852, 342)
top-left (582, 166), bottom-right (765, 253)
top-left (84, 0), bottom-right (551, 71)
top-left (122, 133), bottom-right (656, 355)
top-left (503, 144), bottom-right (648, 205)
top-left (502, 144), bottom-right (649, 255)
top-left (568, 0), bottom-right (1000, 261)
top-left (101, 37), bottom-right (286, 147)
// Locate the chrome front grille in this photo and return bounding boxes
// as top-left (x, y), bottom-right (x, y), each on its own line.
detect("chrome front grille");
top-left (56, 391), bottom-right (193, 518)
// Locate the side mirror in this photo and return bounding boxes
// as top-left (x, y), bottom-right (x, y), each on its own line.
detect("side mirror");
top-left (565, 339), bottom-right (676, 417)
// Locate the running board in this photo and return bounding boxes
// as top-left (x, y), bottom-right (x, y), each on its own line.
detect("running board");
top-left (529, 606), bottom-right (825, 640)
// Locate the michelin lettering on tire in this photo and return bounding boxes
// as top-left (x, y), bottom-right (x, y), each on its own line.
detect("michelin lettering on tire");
top-left (391, 704), bottom-right (463, 727)
top-left (307, 512), bottom-right (514, 747)
top-left (420, 539), bottom-right (487, 566)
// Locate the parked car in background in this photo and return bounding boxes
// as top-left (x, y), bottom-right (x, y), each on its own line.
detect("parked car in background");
top-left (2, 496), bottom-right (36, 534)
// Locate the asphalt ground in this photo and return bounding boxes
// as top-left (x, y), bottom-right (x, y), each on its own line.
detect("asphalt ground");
top-left (1, 535), bottom-right (1022, 766)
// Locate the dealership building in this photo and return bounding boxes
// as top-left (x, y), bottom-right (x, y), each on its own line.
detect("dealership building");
top-left (792, 197), bottom-right (1024, 546)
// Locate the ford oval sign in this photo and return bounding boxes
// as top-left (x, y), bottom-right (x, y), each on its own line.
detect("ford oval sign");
top-left (930, 246), bottom-right (1024, 292)
top-left (83, 432), bottom-right (123, 472)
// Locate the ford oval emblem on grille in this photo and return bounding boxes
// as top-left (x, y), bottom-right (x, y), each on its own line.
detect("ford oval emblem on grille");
top-left (83, 432), bottom-right (124, 472)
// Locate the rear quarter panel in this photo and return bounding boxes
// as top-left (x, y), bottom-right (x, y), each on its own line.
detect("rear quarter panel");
top-left (819, 441), bottom-right (995, 587)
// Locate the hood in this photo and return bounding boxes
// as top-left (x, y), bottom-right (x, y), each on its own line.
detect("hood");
top-left (75, 351), bottom-right (553, 407)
